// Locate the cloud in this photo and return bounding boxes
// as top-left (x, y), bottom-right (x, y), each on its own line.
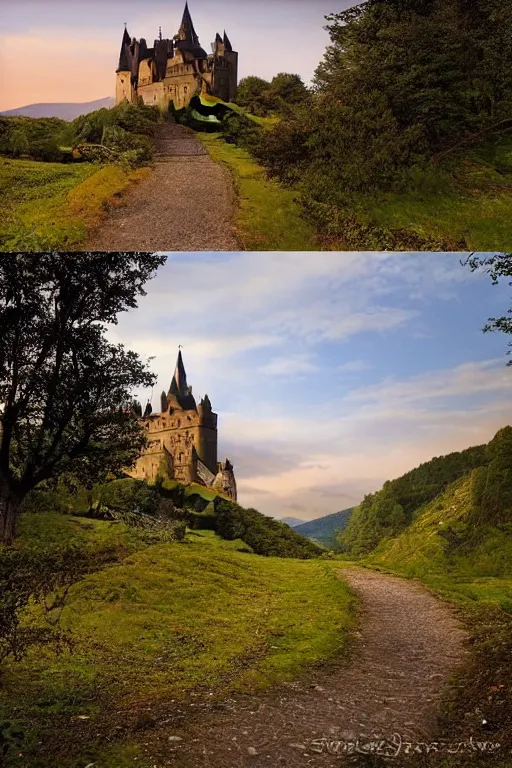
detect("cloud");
top-left (259, 353), bottom-right (318, 376)
top-left (336, 360), bottom-right (372, 373)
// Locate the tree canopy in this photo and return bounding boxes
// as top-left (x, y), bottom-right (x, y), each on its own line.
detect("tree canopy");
top-left (0, 253), bottom-right (166, 542)
top-left (464, 253), bottom-right (512, 364)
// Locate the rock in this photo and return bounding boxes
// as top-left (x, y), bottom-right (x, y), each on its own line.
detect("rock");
top-left (168, 736), bottom-right (183, 742)
top-left (248, 747), bottom-right (258, 756)
top-left (289, 743), bottom-right (306, 750)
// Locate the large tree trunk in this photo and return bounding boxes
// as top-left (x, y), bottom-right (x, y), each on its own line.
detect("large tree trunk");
top-left (0, 482), bottom-right (22, 545)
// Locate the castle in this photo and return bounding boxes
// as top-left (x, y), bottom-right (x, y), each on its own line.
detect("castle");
top-left (116, 2), bottom-right (238, 111)
top-left (129, 350), bottom-right (237, 501)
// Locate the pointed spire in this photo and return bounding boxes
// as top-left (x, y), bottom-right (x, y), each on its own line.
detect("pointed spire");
top-left (215, 32), bottom-right (223, 44)
top-left (223, 30), bottom-right (233, 52)
top-left (177, 1), bottom-right (199, 44)
top-left (117, 26), bottom-right (132, 72)
top-left (169, 349), bottom-right (190, 398)
top-left (143, 400), bottom-right (152, 418)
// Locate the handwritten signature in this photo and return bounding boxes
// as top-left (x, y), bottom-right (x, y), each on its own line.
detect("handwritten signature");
top-left (307, 733), bottom-right (503, 757)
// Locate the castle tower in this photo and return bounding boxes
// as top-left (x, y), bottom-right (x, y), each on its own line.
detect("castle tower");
top-left (130, 350), bottom-right (218, 483)
top-left (116, 26), bottom-right (135, 104)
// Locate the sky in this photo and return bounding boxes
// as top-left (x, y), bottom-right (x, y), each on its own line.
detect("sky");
top-left (0, 0), bottom-right (353, 111)
top-left (108, 253), bottom-right (512, 523)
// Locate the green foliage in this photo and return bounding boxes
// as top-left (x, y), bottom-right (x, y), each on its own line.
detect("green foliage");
top-left (214, 498), bottom-right (322, 558)
top-left (0, 117), bottom-right (71, 163)
top-left (470, 426), bottom-right (512, 526)
top-left (235, 73), bottom-right (309, 117)
top-left (235, 0), bottom-right (512, 249)
top-left (72, 102), bottom-right (160, 146)
top-left (0, 255), bottom-right (165, 542)
top-left (0, 542), bottom-right (112, 663)
top-left (465, 254), bottom-right (512, 364)
top-left (341, 442), bottom-right (489, 555)
top-left (219, 111), bottom-right (262, 151)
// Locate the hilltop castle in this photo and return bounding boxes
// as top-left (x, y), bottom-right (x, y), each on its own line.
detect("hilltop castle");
top-left (116, 2), bottom-right (238, 111)
top-left (129, 350), bottom-right (237, 501)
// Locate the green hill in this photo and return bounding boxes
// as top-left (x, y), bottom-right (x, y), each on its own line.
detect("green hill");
top-left (340, 441), bottom-right (489, 555)
top-left (294, 508), bottom-right (354, 549)
top-left (0, 495), bottom-right (354, 767)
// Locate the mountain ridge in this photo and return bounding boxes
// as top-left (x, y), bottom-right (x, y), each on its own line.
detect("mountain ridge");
top-left (0, 97), bottom-right (115, 121)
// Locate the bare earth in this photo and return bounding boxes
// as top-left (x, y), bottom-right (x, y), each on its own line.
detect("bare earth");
top-left (86, 123), bottom-right (239, 251)
top-left (150, 567), bottom-right (469, 767)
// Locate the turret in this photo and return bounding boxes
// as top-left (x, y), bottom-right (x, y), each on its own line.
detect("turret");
top-left (116, 26), bottom-right (135, 104)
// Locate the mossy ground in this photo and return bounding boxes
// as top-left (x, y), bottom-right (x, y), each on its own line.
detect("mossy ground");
top-left (198, 126), bottom-right (512, 251)
top-left (195, 132), bottom-right (319, 251)
top-left (1, 512), bottom-right (355, 768)
top-left (359, 137), bottom-right (512, 251)
top-left (0, 157), bottom-right (149, 250)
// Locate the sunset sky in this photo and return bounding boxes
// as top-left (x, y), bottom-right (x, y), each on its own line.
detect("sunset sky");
top-left (0, 0), bottom-right (352, 111)
top-left (109, 253), bottom-right (512, 523)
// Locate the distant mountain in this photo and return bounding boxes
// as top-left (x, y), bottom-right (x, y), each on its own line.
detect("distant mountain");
top-left (0, 97), bottom-right (115, 121)
top-left (279, 516), bottom-right (306, 528)
top-left (294, 508), bottom-right (355, 548)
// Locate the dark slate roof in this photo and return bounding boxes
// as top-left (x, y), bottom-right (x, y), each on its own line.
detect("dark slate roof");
top-left (175, 39), bottom-right (207, 59)
top-left (169, 350), bottom-right (189, 397)
top-left (223, 31), bottom-right (233, 52)
top-left (117, 27), bottom-right (132, 72)
top-left (177, 2), bottom-right (199, 45)
top-left (169, 350), bottom-right (198, 411)
top-left (215, 32), bottom-right (223, 43)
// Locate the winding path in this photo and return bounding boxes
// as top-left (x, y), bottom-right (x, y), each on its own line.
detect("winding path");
top-left (86, 123), bottom-right (238, 252)
top-left (158, 568), bottom-right (469, 767)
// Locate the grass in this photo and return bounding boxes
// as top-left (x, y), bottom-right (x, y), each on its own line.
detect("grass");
top-left (195, 132), bottom-right (319, 251)
top-left (1, 512), bottom-right (355, 767)
top-left (359, 137), bottom-right (512, 251)
top-left (0, 157), bottom-right (149, 250)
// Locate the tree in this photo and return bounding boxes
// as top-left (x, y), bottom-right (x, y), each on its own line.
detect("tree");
top-left (464, 253), bottom-right (512, 364)
top-left (0, 253), bottom-right (166, 543)
top-left (268, 73), bottom-right (309, 106)
top-left (234, 76), bottom-right (271, 112)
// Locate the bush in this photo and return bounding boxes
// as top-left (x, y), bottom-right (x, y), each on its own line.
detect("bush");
top-left (214, 498), bottom-right (322, 558)
top-left (0, 544), bottom-right (101, 663)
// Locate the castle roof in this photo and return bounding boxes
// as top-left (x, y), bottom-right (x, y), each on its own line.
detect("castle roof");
top-left (174, 2), bottom-right (207, 58)
top-left (117, 27), bottom-right (132, 72)
top-left (169, 349), bottom-right (197, 411)
top-left (177, 2), bottom-right (199, 45)
top-left (223, 31), bottom-right (233, 52)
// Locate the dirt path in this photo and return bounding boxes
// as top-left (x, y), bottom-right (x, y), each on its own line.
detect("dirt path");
top-left (154, 568), bottom-right (469, 767)
top-left (86, 123), bottom-right (239, 251)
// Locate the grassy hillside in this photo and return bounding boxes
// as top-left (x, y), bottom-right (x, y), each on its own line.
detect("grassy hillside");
top-left (340, 441), bottom-right (489, 555)
top-left (0, 511), bottom-right (355, 768)
top-left (195, 132), bottom-right (319, 251)
top-left (0, 158), bottom-right (148, 250)
top-left (350, 428), bottom-right (512, 757)
top-left (294, 508), bottom-right (354, 549)
top-left (0, 102), bottom-right (160, 250)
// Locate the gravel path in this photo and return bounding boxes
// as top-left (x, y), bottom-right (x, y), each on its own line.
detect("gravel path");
top-left (156, 568), bottom-right (469, 767)
top-left (86, 123), bottom-right (239, 251)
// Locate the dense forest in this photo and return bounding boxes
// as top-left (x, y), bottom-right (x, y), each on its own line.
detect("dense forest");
top-left (340, 442), bottom-right (490, 555)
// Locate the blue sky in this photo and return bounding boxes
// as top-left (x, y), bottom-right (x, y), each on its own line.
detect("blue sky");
top-left (109, 253), bottom-right (512, 522)
top-left (0, 0), bottom-right (351, 110)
